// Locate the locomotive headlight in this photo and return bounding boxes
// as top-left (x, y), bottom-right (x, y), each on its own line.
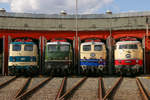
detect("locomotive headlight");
top-left (65, 57), bottom-right (68, 60)
top-left (47, 65), bottom-right (51, 69)
top-left (30, 57), bottom-right (33, 61)
top-left (98, 65), bottom-right (104, 70)
top-left (136, 60), bottom-right (139, 63)
top-left (12, 57), bottom-right (16, 62)
top-left (82, 65), bottom-right (87, 70)
top-left (30, 57), bottom-right (35, 62)
top-left (64, 65), bottom-right (68, 68)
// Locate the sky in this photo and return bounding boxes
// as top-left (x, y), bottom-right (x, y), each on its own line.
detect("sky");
top-left (0, 0), bottom-right (150, 14)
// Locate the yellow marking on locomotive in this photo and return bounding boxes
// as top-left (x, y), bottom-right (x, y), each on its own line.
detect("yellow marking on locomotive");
top-left (8, 43), bottom-right (38, 67)
top-left (80, 42), bottom-right (106, 60)
top-left (114, 41), bottom-right (143, 60)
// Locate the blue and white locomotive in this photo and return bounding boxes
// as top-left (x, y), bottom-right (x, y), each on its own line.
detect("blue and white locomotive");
top-left (80, 39), bottom-right (107, 74)
top-left (8, 39), bottom-right (39, 75)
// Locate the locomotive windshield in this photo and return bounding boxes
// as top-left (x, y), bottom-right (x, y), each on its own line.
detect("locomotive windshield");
top-left (60, 45), bottom-right (69, 51)
top-left (24, 44), bottom-right (33, 51)
top-left (12, 44), bottom-right (21, 51)
top-left (48, 45), bottom-right (57, 52)
top-left (119, 44), bottom-right (138, 49)
top-left (94, 45), bottom-right (103, 51)
top-left (83, 45), bottom-right (91, 51)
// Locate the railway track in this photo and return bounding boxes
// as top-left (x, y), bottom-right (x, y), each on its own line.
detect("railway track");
top-left (112, 78), bottom-right (140, 100)
top-left (0, 76), bottom-right (17, 89)
top-left (0, 77), bottom-right (27, 100)
top-left (16, 77), bottom-right (52, 99)
top-left (102, 77), bottom-right (149, 100)
top-left (28, 77), bottom-right (62, 100)
top-left (0, 76), bottom-right (149, 100)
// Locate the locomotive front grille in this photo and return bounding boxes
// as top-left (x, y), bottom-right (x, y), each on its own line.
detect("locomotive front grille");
top-left (125, 60), bottom-right (132, 63)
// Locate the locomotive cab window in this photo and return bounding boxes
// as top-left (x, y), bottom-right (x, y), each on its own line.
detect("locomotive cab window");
top-left (24, 44), bottom-right (33, 51)
top-left (12, 44), bottom-right (21, 51)
top-left (119, 44), bottom-right (138, 49)
top-left (60, 45), bottom-right (69, 51)
top-left (48, 45), bottom-right (57, 52)
top-left (83, 45), bottom-right (91, 51)
top-left (94, 45), bottom-right (102, 51)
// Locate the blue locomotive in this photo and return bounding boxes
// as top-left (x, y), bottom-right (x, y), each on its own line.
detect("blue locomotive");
top-left (8, 39), bottom-right (39, 75)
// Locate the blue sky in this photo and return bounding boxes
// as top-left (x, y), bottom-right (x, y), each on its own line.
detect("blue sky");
top-left (110, 0), bottom-right (150, 13)
top-left (1, 0), bottom-right (150, 14)
top-left (0, 2), bottom-right (10, 11)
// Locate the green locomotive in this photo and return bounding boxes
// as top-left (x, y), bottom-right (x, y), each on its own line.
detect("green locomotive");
top-left (44, 39), bottom-right (73, 75)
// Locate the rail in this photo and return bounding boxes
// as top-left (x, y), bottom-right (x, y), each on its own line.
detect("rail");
top-left (55, 77), bottom-right (67, 100)
top-left (59, 77), bottom-right (87, 100)
top-left (103, 77), bottom-right (123, 100)
top-left (136, 77), bottom-right (150, 100)
top-left (14, 77), bottom-right (31, 98)
top-left (16, 77), bottom-right (52, 100)
top-left (0, 76), bottom-right (17, 89)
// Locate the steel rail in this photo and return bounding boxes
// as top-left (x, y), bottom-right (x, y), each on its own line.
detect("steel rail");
top-left (14, 77), bottom-right (31, 98)
top-left (16, 77), bottom-right (53, 100)
top-left (0, 76), bottom-right (17, 89)
top-left (55, 77), bottom-right (67, 100)
top-left (59, 77), bottom-right (87, 100)
top-left (103, 77), bottom-right (123, 100)
top-left (98, 77), bottom-right (103, 100)
top-left (136, 78), bottom-right (149, 100)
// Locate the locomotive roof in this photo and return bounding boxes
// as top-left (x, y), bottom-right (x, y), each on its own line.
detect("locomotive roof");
top-left (81, 42), bottom-right (104, 45)
top-left (47, 41), bottom-right (70, 45)
top-left (10, 42), bottom-right (36, 44)
top-left (116, 41), bottom-right (141, 45)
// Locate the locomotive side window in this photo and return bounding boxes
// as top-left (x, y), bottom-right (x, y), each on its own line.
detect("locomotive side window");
top-left (119, 44), bottom-right (138, 49)
top-left (83, 45), bottom-right (91, 51)
top-left (24, 44), bottom-right (33, 51)
top-left (48, 45), bottom-right (57, 52)
top-left (94, 45), bottom-right (102, 51)
top-left (12, 44), bottom-right (21, 51)
top-left (60, 45), bottom-right (69, 51)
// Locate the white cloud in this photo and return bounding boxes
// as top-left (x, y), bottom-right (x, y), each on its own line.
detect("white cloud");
top-left (1, 0), bottom-right (114, 14)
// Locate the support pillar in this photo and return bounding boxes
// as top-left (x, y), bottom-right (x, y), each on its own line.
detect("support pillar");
top-left (107, 36), bottom-right (113, 74)
top-left (39, 36), bottom-right (45, 74)
top-left (3, 35), bottom-right (9, 75)
top-left (145, 37), bottom-right (150, 73)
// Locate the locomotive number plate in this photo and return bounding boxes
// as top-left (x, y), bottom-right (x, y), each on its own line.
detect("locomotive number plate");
top-left (21, 58), bottom-right (25, 60)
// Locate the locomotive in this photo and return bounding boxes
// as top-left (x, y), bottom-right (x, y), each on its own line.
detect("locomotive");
top-left (8, 39), bottom-right (39, 75)
top-left (114, 37), bottom-right (143, 75)
top-left (80, 39), bottom-right (107, 74)
top-left (44, 39), bottom-right (73, 75)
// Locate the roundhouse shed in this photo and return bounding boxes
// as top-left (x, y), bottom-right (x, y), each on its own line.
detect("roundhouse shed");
top-left (0, 11), bottom-right (150, 75)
